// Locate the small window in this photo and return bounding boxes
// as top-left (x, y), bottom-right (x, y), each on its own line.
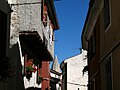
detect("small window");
top-left (89, 79), bottom-right (95, 90)
top-left (41, 2), bottom-right (48, 27)
top-left (88, 29), bottom-right (96, 63)
top-left (43, 10), bottom-right (47, 27)
top-left (0, 11), bottom-right (7, 56)
top-left (105, 56), bottom-right (112, 90)
top-left (104, 0), bottom-right (110, 30)
top-left (43, 34), bottom-right (48, 48)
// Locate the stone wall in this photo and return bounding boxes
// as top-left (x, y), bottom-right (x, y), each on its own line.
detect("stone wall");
top-left (64, 50), bottom-right (88, 90)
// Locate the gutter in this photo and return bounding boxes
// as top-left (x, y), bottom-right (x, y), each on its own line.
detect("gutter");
top-left (82, 0), bottom-right (104, 50)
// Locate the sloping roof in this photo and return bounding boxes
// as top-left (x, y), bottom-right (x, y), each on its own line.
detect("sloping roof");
top-left (60, 49), bottom-right (87, 69)
top-left (51, 55), bottom-right (61, 73)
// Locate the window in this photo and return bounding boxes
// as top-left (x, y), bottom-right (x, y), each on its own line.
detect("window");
top-left (105, 56), bottom-right (112, 90)
top-left (104, 0), bottom-right (110, 30)
top-left (0, 11), bottom-right (7, 57)
top-left (43, 9), bottom-right (47, 26)
top-left (41, 0), bottom-right (48, 27)
top-left (89, 79), bottom-right (95, 90)
top-left (88, 29), bottom-right (96, 63)
top-left (43, 34), bottom-right (48, 48)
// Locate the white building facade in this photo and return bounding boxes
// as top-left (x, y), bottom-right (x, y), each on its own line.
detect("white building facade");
top-left (60, 50), bottom-right (88, 90)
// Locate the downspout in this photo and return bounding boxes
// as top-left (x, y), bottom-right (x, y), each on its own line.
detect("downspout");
top-left (18, 38), bottom-right (24, 74)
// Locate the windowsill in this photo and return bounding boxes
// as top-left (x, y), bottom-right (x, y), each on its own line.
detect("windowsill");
top-left (105, 23), bottom-right (111, 33)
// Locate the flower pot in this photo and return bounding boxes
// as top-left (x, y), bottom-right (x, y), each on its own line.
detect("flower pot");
top-left (26, 70), bottom-right (32, 81)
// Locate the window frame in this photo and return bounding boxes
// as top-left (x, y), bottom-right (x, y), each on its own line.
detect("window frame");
top-left (105, 55), bottom-right (113, 90)
top-left (41, 1), bottom-right (48, 27)
top-left (0, 11), bottom-right (7, 57)
top-left (104, 0), bottom-right (111, 32)
top-left (88, 29), bottom-right (96, 63)
top-left (89, 78), bottom-right (96, 90)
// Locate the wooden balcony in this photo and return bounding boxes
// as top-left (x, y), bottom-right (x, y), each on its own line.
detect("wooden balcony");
top-left (19, 31), bottom-right (53, 61)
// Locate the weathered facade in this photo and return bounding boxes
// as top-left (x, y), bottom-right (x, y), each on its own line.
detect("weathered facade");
top-left (82, 0), bottom-right (120, 90)
top-left (0, 0), bottom-right (59, 90)
top-left (60, 50), bottom-right (88, 90)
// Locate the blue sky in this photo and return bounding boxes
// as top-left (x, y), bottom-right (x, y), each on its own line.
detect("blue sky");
top-left (54, 0), bottom-right (89, 64)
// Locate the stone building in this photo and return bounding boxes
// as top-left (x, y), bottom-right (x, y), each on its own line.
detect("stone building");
top-left (60, 50), bottom-right (88, 90)
top-left (0, 0), bottom-right (60, 90)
